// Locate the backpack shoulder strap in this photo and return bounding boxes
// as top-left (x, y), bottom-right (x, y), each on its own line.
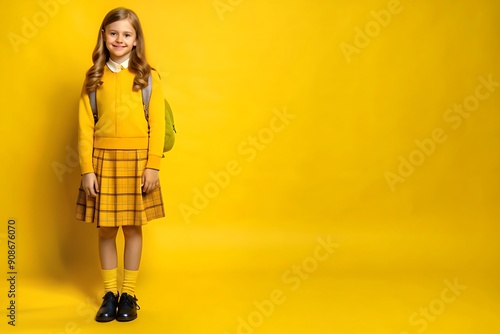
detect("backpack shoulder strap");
top-left (142, 75), bottom-right (153, 119)
top-left (89, 90), bottom-right (98, 124)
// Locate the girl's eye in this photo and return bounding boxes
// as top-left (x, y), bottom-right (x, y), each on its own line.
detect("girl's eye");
top-left (125, 34), bottom-right (131, 37)
top-left (110, 32), bottom-right (116, 36)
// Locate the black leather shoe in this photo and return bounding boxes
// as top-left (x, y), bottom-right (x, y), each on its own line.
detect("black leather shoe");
top-left (116, 293), bottom-right (140, 322)
top-left (95, 291), bottom-right (119, 322)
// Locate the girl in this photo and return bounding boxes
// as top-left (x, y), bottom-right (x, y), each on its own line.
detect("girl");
top-left (75, 7), bottom-right (165, 322)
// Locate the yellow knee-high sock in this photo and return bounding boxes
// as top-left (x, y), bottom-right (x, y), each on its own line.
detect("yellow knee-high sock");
top-left (122, 269), bottom-right (139, 296)
top-left (101, 268), bottom-right (118, 295)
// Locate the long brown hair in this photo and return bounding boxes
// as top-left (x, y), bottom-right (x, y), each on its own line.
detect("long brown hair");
top-left (85, 7), bottom-right (151, 93)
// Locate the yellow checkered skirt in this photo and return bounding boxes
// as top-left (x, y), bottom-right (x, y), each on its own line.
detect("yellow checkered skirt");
top-left (75, 149), bottom-right (165, 227)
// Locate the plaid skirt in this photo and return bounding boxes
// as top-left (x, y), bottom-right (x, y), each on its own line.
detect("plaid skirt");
top-left (75, 149), bottom-right (165, 227)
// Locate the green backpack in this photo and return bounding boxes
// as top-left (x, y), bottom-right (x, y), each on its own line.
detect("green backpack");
top-left (89, 74), bottom-right (176, 154)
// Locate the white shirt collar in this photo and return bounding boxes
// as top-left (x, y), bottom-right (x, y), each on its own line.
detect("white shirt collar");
top-left (106, 58), bottom-right (130, 73)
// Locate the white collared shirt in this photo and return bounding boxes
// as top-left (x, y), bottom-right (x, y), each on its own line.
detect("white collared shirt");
top-left (106, 58), bottom-right (130, 73)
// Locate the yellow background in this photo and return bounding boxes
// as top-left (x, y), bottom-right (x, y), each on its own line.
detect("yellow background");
top-left (0, 0), bottom-right (499, 333)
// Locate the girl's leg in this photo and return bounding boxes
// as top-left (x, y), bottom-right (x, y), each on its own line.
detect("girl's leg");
top-left (95, 227), bottom-right (120, 322)
top-left (122, 226), bottom-right (143, 270)
top-left (116, 226), bottom-right (142, 322)
top-left (98, 227), bottom-right (120, 293)
top-left (98, 227), bottom-right (120, 270)
top-left (121, 226), bottom-right (143, 295)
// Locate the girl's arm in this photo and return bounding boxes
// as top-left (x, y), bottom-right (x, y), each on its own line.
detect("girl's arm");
top-left (142, 71), bottom-right (165, 193)
top-left (78, 84), bottom-right (96, 175)
top-left (145, 71), bottom-right (166, 170)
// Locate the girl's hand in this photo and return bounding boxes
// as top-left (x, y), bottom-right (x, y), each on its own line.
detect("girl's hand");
top-left (142, 168), bottom-right (160, 193)
top-left (82, 173), bottom-right (99, 197)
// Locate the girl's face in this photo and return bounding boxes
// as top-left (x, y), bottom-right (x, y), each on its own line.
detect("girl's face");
top-left (103, 19), bottom-right (137, 63)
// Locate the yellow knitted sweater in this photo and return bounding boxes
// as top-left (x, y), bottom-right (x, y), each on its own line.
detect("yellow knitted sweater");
top-left (78, 67), bottom-right (165, 174)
